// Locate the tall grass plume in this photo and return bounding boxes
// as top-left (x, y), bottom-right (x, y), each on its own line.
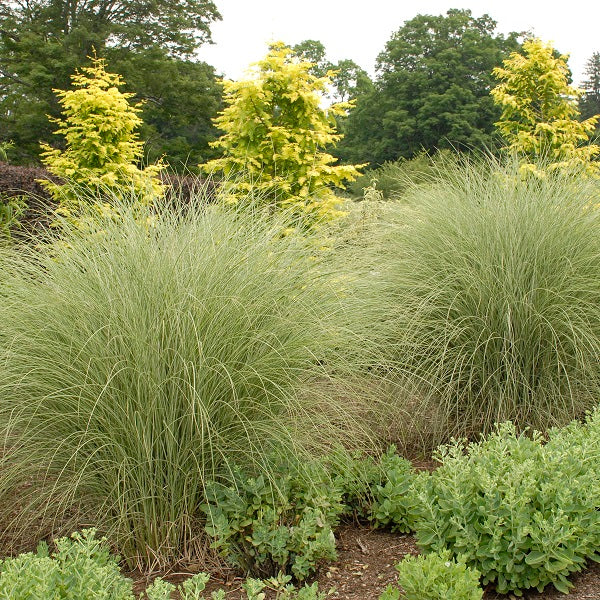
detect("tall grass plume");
top-left (382, 158), bottom-right (600, 437)
top-left (0, 191), bottom-right (373, 568)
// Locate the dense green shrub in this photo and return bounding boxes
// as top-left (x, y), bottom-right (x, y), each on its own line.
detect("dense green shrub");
top-left (0, 197), bottom-right (372, 568)
top-left (332, 447), bottom-right (417, 532)
top-left (0, 529), bottom-right (324, 600)
top-left (383, 158), bottom-right (600, 435)
top-left (326, 449), bottom-right (382, 518)
top-left (202, 463), bottom-right (342, 580)
top-left (368, 448), bottom-right (417, 533)
top-left (316, 446), bottom-right (417, 532)
top-left (412, 409), bottom-right (600, 595)
top-left (0, 530), bottom-right (134, 600)
top-left (202, 447), bottom-right (416, 579)
top-left (380, 550), bottom-right (483, 600)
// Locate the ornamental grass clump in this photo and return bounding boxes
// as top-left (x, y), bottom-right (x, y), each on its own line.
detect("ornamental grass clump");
top-left (412, 409), bottom-right (600, 595)
top-left (384, 157), bottom-right (600, 436)
top-left (0, 194), bottom-right (372, 569)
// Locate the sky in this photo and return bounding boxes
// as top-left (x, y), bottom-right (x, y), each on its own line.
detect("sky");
top-left (196, 0), bottom-right (600, 87)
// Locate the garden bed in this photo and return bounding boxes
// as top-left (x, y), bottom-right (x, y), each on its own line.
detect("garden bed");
top-left (127, 524), bottom-right (600, 599)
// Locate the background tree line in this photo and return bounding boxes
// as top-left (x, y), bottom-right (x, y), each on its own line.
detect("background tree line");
top-left (1, 3), bottom-right (598, 171)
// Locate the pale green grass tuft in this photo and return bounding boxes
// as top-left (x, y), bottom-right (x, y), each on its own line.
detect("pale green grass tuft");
top-left (382, 158), bottom-right (600, 437)
top-left (0, 193), bottom-right (374, 569)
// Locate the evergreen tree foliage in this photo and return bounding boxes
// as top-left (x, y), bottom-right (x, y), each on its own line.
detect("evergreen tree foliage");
top-left (580, 52), bottom-right (600, 129)
top-left (202, 42), bottom-right (363, 227)
top-left (40, 56), bottom-right (163, 206)
top-left (491, 38), bottom-right (599, 175)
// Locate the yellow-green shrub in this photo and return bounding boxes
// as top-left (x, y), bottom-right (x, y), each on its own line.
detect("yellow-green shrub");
top-left (491, 38), bottom-right (600, 176)
top-left (202, 42), bottom-right (363, 228)
top-left (40, 56), bottom-right (163, 211)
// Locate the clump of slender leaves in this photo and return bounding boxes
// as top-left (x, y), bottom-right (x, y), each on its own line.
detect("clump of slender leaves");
top-left (383, 157), bottom-right (600, 436)
top-left (0, 193), bottom-right (373, 569)
top-left (0, 194), bottom-right (26, 238)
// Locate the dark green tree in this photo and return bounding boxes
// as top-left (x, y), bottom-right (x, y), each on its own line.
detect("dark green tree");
top-left (292, 39), bottom-right (329, 77)
top-left (0, 0), bottom-right (221, 166)
top-left (580, 52), bottom-right (600, 132)
top-left (331, 58), bottom-right (373, 102)
top-left (292, 39), bottom-right (372, 102)
top-left (337, 9), bottom-right (522, 165)
top-left (107, 47), bottom-right (223, 168)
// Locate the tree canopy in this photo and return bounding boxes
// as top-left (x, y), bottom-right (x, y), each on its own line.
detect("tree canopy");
top-left (491, 38), bottom-right (599, 176)
top-left (0, 0), bottom-right (222, 166)
top-left (292, 39), bottom-right (373, 103)
top-left (1, 0), bottom-right (220, 57)
top-left (336, 9), bottom-right (523, 165)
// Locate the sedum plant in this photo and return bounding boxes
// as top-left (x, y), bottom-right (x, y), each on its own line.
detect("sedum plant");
top-left (202, 462), bottom-right (342, 580)
top-left (368, 447), bottom-right (417, 533)
top-left (202, 42), bottom-right (363, 228)
top-left (323, 446), bottom-right (417, 532)
top-left (202, 446), bottom-right (416, 582)
top-left (143, 575), bottom-right (326, 600)
top-left (411, 409), bottom-right (600, 595)
top-left (142, 573), bottom-right (225, 600)
top-left (241, 575), bottom-right (326, 600)
top-left (0, 529), bottom-right (324, 600)
top-left (380, 550), bottom-right (483, 600)
top-left (40, 55), bottom-right (163, 211)
top-left (0, 529), bottom-right (134, 600)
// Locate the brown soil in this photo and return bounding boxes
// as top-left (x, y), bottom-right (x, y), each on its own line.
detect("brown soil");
top-left (130, 524), bottom-right (600, 599)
